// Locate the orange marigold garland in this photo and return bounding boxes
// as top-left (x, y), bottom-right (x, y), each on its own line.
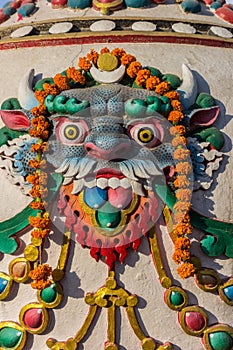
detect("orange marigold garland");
top-left (168, 91), bottom-right (195, 278)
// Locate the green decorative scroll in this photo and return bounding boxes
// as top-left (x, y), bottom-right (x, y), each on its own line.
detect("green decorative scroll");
top-left (190, 210), bottom-right (233, 258)
top-left (0, 126), bottom-right (26, 147)
top-left (192, 127), bottom-right (225, 151)
top-left (0, 206), bottom-right (38, 254)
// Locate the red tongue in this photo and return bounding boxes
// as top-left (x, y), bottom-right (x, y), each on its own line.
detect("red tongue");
top-left (108, 187), bottom-right (132, 209)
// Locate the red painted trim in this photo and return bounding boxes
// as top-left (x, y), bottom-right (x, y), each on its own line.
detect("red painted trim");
top-left (0, 33), bottom-right (232, 50)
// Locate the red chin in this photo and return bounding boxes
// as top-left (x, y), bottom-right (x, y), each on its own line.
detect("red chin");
top-left (96, 168), bottom-right (125, 180)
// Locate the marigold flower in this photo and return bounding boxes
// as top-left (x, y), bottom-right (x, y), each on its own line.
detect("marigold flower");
top-left (175, 237), bottom-right (191, 250)
top-left (155, 81), bottom-right (170, 95)
top-left (121, 54), bottom-right (136, 66)
top-left (170, 125), bottom-right (186, 136)
top-left (87, 49), bottom-right (99, 65)
top-left (177, 262), bottom-right (195, 279)
top-left (31, 228), bottom-right (50, 239)
top-left (66, 67), bottom-right (86, 85)
top-left (111, 48), bottom-right (126, 58)
top-left (30, 201), bottom-right (45, 210)
top-left (31, 142), bottom-right (48, 153)
top-left (78, 57), bottom-right (91, 71)
top-left (43, 83), bottom-right (60, 96)
top-left (29, 213), bottom-right (50, 229)
top-left (146, 76), bottom-right (161, 90)
top-left (173, 212), bottom-right (188, 224)
top-left (175, 162), bottom-right (192, 175)
top-left (126, 61), bottom-right (142, 78)
top-left (135, 69), bottom-right (151, 87)
top-left (173, 201), bottom-right (191, 213)
top-left (174, 148), bottom-right (190, 161)
top-left (172, 136), bottom-right (187, 147)
top-left (29, 185), bottom-right (41, 198)
top-left (26, 173), bottom-right (39, 185)
top-left (28, 159), bottom-right (41, 169)
top-left (35, 90), bottom-right (48, 104)
top-left (168, 110), bottom-right (184, 124)
top-left (171, 100), bottom-right (183, 111)
top-left (31, 105), bottom-right (47, 117)
top-left (174, 175), bottom-right (190, 188)
top-left (172, 249), bottom-right (190, 264)
top-left (176, 189), bottom-right (192, 201)
top-left (100, 47), bottom-right (110, 54)
top-left (30, 129), bottom-right (49, 139)
top-left (53, 73), bottom-right (69, 90)
top-left (31, 279), bottom-right (51, 290)
top-left (29, 263), bottom-right (52, 280)
top-left (173, 223), bottom-right (192, 236)
top-left (164, 90), bottom-right (180, 100)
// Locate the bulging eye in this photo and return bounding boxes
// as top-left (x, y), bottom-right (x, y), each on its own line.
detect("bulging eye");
top-left (129, 120), bottom-right (163, 148)
top-left (64, 125), bottom-right (80, 140)
top-left (137, 127), bottom-right (154, 143)
top-left (56, 119), bottom-right (88, 145)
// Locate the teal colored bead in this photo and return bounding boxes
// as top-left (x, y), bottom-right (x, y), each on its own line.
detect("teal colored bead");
top-left (170, 291), bottom-right (184, 306)
top-left (0, 327), bottom-right (22, 348)
top-left (209, 331), bottom-right (233, 350)
top-left (68, 0), bottom-right (91, 8)
top-left (124, 0), bottom-right (151, 8)
top-left (41, 284), bottom-right (57, 303)
top-left (0, 278), bottom-right (8, 294)
top-left (223, 285), bottom-right (233, 301)
top-left (3, 6), bottom-right (16, 16)
top-left (181, 0), bottom-right (201, 13)
top-left (17, 3), bottom-right (36, 17)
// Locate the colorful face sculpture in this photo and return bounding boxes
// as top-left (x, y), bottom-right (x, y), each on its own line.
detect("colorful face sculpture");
top-left (0, 49), bottom-right (232, 350)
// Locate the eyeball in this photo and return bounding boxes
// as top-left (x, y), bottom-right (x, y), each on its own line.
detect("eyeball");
top-left (129, 120), bottom-right (163, 148)
top-left (56, 118), bottom-right (88, 145)
top-left (137, 127), bottom-right (154, 143)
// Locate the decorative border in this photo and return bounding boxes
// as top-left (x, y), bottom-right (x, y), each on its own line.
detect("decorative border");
top-left (0, 32), bottom-right (232, 51)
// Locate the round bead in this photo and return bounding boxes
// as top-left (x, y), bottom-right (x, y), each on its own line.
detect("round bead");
top-left (0, 327), bottom-right (22, 348)
top-left (41, 284), bottom-right (57, 303)
top-left (24, 308), bottom-right (43, 329)
top-left (209, 331), bottom-right (233, 350)
top-left (185, 311), bottom-right (206, 331)
top-left (170, 291), bottom-right (184, 306)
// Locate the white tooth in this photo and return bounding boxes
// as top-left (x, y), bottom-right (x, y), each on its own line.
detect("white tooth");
top-left (108, 177), bottom-right (120, 189)
top-left (63, 177), bottom-right (73, 185)
top-left (131, 181), bottom-right (145, 196)
top-left (120, 178), bottom-right (131, 189)
top-left (72, 179), bottom-right (84, 194)
top-left (97, 178), bottom-right (108, 189)
top-left (84, 178), bottom-right (96, 188)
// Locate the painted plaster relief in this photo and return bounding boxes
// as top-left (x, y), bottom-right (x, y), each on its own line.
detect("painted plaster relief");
top-left (0, 47), bottom-right (232, 350)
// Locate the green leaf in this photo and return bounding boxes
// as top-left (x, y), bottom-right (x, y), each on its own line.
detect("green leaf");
top-left (190, 210), bottom-right (233, 258)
